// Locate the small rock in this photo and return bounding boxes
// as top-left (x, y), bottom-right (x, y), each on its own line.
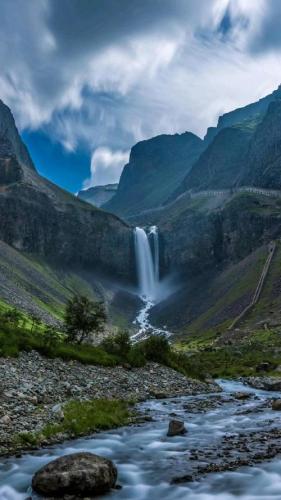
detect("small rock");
top-left (171, 474), bottom-right (193, 484)
top-left (0, 415), bottom-right (11, 425)
top-left (167, 419), bottom-right (187, 437)
top-left (272, 399), bottom-right (281, 411)
top-left (233, 392), bottom-right (251, 400)
top-left (32, 452), bottom-right (117, 497)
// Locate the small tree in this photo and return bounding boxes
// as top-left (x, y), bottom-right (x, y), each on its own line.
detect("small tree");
top-left (102, 330), bottom-right (131, 357)
top-left (30, 314), bottom-right (42, 334)
top-left (64, 295), bottom-right (106, 344)
top-left (44, 325), bottom-right (59, 349)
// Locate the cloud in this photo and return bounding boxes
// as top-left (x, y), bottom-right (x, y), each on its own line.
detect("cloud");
top-left (83, 147), bottom-right (130, 188)
top-left (0, 0), bottom-right (281, 188)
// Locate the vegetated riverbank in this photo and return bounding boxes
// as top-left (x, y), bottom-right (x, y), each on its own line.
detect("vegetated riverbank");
top-left (176, 327), bottom-right (281, 378)
top-left (0, 351), bottom-right (219, 457)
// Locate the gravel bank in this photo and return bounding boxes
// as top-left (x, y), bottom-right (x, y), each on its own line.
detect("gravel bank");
top-left (0, 351), bottom-right (220, 456)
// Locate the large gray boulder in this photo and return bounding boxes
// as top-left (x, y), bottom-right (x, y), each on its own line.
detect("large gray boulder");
top-left (32, 452), bottom-right (117, 497)
top-left (167, 419), bottom-right (187, 437)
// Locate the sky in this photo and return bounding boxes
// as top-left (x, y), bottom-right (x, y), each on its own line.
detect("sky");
top-left (1, 0), bottom-right (281, 193)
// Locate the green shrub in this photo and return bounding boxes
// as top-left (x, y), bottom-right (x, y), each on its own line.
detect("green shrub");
top-left (101, 330), bottom-right (131, 357)
top-left (141, 335), bottom-right (171, 363)
top-left (127, 345), bottom-right (146, 367)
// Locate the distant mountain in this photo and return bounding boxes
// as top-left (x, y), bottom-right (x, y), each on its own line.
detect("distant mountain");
top-left (104, 132), bottom-right (205, 217)
top-left (204, 84), bottom-right (281, 145)
top-left (0, 100), bottom-right (132, 281)
top-left (104, 86), bottom-right (281, 219)
top-left (176, 85), bottom-right (281, 196)
top-left (78, 183), bottom-right (118, 207)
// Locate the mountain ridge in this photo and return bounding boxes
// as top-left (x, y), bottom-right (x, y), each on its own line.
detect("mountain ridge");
top-left (0, 100), bottom-right (133, 281)
top-left (104, 131), bottom-right (205, 217)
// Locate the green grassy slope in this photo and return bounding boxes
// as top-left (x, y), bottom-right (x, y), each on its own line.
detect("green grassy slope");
top-left (151, 245), bottom-right (268, 340)
top-left (0, 240), bottom-right (139, 330)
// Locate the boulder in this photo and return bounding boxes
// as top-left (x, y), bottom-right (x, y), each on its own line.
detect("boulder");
top-left (245, 377), bottom-right (281, 392)
top-left (233, 392), bottom-right (251, 400)
top-left (32, 452), bottom-right (117, 497)
top-left (167, 419), bottom-right (187, 437)
top-left (272, 399), bottom-right (281, 411)
top-left (256, 362), bottom-right (275, 373)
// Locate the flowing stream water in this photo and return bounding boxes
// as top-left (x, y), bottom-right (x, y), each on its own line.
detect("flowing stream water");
top-left (133, 226), bottom-right (171, 340)
top-left (2, 380), bottom-right (281, 499)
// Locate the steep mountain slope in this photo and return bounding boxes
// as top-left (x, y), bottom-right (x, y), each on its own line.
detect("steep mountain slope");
top-left (149, 191), bottom-right (281, 339)
top-left (104, 132), bottom-right (204, 217)
top-left (78, 183), bottom-right (118, 207)
top-left (244, 100), bottom-right (281, 189)
top-left (175, 85), bottom-right (281, 197)
top-left (0, 100), bottom-right (133, 281)
top-left (0, 239), bottom-right (139, 329)
top-left (175, 125), bottom-right (252, 194)
top-left (204, 84), bottom-right (281, 145)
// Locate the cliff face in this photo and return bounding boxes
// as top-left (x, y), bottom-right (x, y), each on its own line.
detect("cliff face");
top-left (204, 85), bottom-right (281, 144)
top-left (176, 126), bottom-right (252, 194)
top-left (175, 86), bottom-right (281, 196)
top-left (159, 193), bottom-right (281, 277)
top-left (104, 132), bottom-right (204, 217)
top-left (0, 102), bottom-right (133, 280)
top-left (244, 100), bottom-right (281, 189)
top-left (78, 184), bottom-right (118, 207)
top-left (0, 100), bottom-right (35, 171)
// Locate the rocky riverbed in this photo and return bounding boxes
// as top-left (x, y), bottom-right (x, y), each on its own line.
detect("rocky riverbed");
top-left (3, 379), bottom-right (281, 499)
top-left (0, 351), bottom-right (219, 456)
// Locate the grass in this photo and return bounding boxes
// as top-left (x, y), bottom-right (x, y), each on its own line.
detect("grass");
top-left (0, 308), bottom-right (212, 380)
top-left (179, 325), bottom-right (281, 378)
top-left (16, 399), bottom-right (132, 447)
top-left (0, 321), bottom-right (119, 366)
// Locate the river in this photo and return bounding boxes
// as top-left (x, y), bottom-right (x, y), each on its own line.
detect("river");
top-left (2, 380), bottom-right (281, 499)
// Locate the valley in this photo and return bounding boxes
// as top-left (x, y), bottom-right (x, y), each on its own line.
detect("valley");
top-left (2, 83), bottom-right (281, 498)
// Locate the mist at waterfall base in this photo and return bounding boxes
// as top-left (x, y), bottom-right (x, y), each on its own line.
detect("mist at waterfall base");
top-left (133, 226), bottom-right (175, 340)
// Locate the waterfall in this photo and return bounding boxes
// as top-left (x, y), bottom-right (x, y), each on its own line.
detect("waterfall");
top-left (133, 226), bottom-right (171, 340)
top-left (134, 227), bottom-right (157, 301)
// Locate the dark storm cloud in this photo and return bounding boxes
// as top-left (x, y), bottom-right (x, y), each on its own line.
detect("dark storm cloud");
top-left (47, 0), bottom-right (195, 54)
top-left (248, 0), bottom-right (281, 53)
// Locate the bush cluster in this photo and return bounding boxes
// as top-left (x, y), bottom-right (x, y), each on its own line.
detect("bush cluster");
top-left (0, 298), bottom-right (206, 379)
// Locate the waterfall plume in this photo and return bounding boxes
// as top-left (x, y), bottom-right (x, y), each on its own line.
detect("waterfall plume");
top-left (134, 227), bottom-right (158, 301)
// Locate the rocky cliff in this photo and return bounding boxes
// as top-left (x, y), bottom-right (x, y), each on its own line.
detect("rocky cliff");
top-left (104, 132), bottom-right (204, 217)
top-left (78, 184), bottom-right (118, 207)
top-left (244, 100), bottom-right (281, 189)
top-left (204, 85), bottom-right (281, 145)
top-left (175, 126), bottom-right (252, 194)
top-left (149, 191), bottom-right (281, 336)
top-left (0, 101), bottom-right (133, 280)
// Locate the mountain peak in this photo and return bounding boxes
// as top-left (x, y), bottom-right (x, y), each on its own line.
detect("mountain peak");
top-left (0, 99), bottom-right (35, 171)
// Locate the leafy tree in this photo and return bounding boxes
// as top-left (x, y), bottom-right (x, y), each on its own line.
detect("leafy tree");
top-left (141, 334), bottom-right (170, 363)
top-left (64, 295), bottom-right (106, 344)
top-left (102, 330), bottom-right (131, 357)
